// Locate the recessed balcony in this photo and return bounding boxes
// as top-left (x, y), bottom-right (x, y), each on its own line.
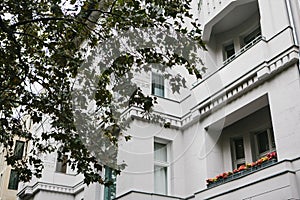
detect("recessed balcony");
top-left (202, 0), bottom-right (259, 41)
top-left (195, 157), bottom-right (300, 200)
top-left (192, 27), bottom-right (296, 110)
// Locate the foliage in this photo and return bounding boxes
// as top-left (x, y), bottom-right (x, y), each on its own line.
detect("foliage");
top-left (0, 0), bottom-right (206, 185)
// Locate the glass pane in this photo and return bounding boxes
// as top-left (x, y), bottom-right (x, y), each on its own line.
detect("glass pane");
top-left (234, 138), bottom-right (245, 160)
top-left (8, 170), bottom-right (19, 190)
top-left (224, 43), bottom-right (235, 59)
top-left (104, 166), bottom-right (116, 200)
top-left (257, 131), bottom-right (269, 154)
top-left (56, 154), bottom-right (68, 173)
top-left (153, 85), bottom-right (164, 97)
top-left (154, 142), bottom-right (167, 162)
top-left (14, 141), bottom-right (25, 160)
top-left (152, 73), bottom-right (164, 85)
top-left (244, 27), bottom-right (261, 45)
top-left (152, 73), bottom-right (164, 97)
top-left (154, 165), bottom-right (167, 195)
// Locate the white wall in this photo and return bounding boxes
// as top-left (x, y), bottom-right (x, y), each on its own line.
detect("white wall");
top-left (117, 119), bottom-right (187, 197)
top-left (258, 0), bottom-right (290, 40)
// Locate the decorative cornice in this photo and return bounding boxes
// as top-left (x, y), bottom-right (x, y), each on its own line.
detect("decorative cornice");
top-left (195, 47), bottom-right (299, 121)
top-left (18, 180), bottom-right (84, 198)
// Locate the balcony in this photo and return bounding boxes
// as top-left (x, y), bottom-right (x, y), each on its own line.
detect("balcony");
top-left (114, 157), bottom-right (300, 200)
top-left (222, 35), bottom-right (263, 66)
top-left (202, 0), bottom-right (259, 41)
top-left (194, 157), bottom-right (300, 200)
top-left (191, 27), bottom-right (297, 115)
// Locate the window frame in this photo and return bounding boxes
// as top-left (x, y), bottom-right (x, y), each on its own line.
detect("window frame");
top-left (231, 137), bottom-right (246, 169)
top-left (55, 154), bottom-right (68, 173)
top-left (254, 128), bottom-right (276, 159)
top-left (104, 166), bottom-right (117, 200)
top-left (154, 140), bottom-right (170, 195)
top-left (151, 72), bottom-right (165, 98)
top-left (14, 140), bottom-right (25, 160)
top-left (8, 169), bottom-right (19, 190)
top-left (241, 26), bottom-right (262, 47)
top-left (223, 41), bottom-right (235, 61)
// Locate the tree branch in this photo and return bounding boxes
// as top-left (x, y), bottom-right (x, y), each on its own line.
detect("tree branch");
top-left (10, 17), bottom-right (75, 28)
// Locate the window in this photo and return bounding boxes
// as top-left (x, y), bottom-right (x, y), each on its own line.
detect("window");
top-left (254, 128), bottom-right (276, 159)
top-left (231, 138), bottom-right (245, 169)
top-left (154, 142), bottom-right (169, 195)
top-left (223, 42), bottom-right (235, 60)
top-left (243, 27), bottom-right (261, 46)
top-left (56, 154), bottom-right (68, 173)
top-left (8, 170), bottom-right (19, 190)
top-left (14, 140), bottom-right (25, 160)
top-left (151, 73), bottom-right (164, 97)
top-left (104, 166), bottom-right (116, 200)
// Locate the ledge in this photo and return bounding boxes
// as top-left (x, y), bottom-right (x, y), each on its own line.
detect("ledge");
top-left (17, 180), bottom-right (84, 198)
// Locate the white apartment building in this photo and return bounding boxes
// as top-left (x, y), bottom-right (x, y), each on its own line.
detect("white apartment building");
top-left (16, 0), bottom-right (300, 200)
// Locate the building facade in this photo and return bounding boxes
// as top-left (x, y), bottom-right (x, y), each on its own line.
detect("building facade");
top-left (0, 138), bottom-right (27, 200)
top-left (17, 0), bottom-right (300, 200)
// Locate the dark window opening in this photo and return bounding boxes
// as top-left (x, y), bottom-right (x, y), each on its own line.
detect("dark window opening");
top-left (234, 138), bottom-right (245, 159)
top-left (243, 27), bottom-right (261, 46)
top-left (8, 170), bottom-right (19, 190)
top-left (254, 128), bottom-right (276, 158)
top-left (224, 43), bottom-right (235, 60)
top-left (231, 137), bottom-right (245, 169)
top-left (257, 131), bottom-right (269, 154)
top-left (14, 141), bottom-right (25, 160)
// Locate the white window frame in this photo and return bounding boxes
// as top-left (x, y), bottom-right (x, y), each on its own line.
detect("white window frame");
top-left (254, 128), bottom-right (276, 159)
top-left (231, 137), bottom-right (246, 169)
top-left (55, 153), bottom-right (68, 174)
top-left (151, 72), bottom-right (165, 98)
top-left (223, 41), bottom-right (235, 61)
top-left (154, 139), bottom-right (170, 195)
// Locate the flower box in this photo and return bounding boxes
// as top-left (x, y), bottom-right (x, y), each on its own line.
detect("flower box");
top-left (206, 151), bottom-right (277, 188)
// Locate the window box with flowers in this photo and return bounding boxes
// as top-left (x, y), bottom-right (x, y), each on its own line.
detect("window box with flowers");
top-left (206, 151), bottom-right (277, 188)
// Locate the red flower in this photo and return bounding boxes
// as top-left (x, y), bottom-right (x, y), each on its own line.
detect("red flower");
top-left (222, 172), bottom-right (228, 179)
top-left (238, 165), bottom-right (246, 171)
top-left (206, 152), bottom-right (277, 186)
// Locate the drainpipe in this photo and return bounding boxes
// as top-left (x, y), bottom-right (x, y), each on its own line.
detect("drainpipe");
top-left (298, 0), bottom-right (300, 71)
top-left (285, 0), bottom-right (300, 75)
top-left (285, 0), bottom-right (298, 45)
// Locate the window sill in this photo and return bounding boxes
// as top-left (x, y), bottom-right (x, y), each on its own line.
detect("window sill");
top-left (207, 158), bottom-right (277, 188)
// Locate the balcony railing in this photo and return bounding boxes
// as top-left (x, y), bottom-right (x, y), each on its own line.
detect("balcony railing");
top-left (223, 35), bottom-right (264, 66)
